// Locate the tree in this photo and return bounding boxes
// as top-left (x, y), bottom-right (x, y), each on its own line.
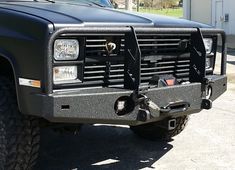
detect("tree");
top-left (137, 0), bottom-right (179, 8)
top-left (162, 0), bottom-right (179, 8)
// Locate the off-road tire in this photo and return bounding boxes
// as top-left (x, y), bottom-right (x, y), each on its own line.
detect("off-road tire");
top-left (130, 116), bottom-right (189, 141)
top-left (0, 76), bottom-right (40, 170)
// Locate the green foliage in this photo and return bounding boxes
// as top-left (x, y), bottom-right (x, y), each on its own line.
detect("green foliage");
top-left (138, 0), bottom-right (180, 8)
top-left (139, 7), bottom-right (183, 18)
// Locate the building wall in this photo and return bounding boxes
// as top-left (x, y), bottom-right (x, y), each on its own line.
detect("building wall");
top-left (190, 0), bottom-right (212, 25)
top-left (211, 0), bottom-right (235, 35)
top-left (183, 0), bottom-right (235, 35)
top-left (222, 0), bottom-right (235, 35)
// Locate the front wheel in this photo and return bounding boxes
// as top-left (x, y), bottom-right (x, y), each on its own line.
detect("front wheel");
top-left (130, 116), bottom-right (189, 141)
top-left (0, 76), bottom-right (40, 170)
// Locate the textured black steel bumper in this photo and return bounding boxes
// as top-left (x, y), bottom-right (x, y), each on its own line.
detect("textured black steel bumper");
top-left (38, 75), bottom-right (227, 125)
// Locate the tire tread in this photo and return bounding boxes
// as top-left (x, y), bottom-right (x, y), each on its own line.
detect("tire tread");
top-left (0, 76), bottom-right (40, 170)
top-left (130, 116), bottom-right (189, 141)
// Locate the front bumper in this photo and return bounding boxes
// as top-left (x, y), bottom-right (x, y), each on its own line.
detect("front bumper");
top-left (37, 75), bottom-right (227, 125)
top-left (19, 27), bottom-right (227, 126)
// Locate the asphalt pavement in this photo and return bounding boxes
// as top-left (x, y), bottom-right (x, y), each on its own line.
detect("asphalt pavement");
top-left (35, 50), bottom-right (235, 170)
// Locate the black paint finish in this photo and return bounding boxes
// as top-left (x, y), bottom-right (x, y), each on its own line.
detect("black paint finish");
top-left (38, 75), bottom-right (226, 125)
top-left (0, 1), bottom-right (211, 28)
top-left (0, 1), bottom-right (227, 124)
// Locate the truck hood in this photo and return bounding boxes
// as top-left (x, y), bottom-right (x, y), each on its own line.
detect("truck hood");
top-left (0, 2), bottom-right (211, 28)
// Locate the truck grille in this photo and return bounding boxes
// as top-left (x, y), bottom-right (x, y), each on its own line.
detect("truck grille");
top-left (83, 34), bottom-right (191, 88)
top-left (137, 34), bottom-right (190, 55)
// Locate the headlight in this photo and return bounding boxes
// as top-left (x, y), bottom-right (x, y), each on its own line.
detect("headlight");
top-left (54, 39), bottom-right (79, 61)
top-left (203, 38), bottom-right (213, 54)
top-left (53, 66), bottom-right (78, 83)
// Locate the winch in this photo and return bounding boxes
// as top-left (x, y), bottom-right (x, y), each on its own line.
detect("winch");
top-left (114, 75), bottom-right (191, 121)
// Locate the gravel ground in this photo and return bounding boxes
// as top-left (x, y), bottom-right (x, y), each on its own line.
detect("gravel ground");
top-left (35, 50), bottom-right (235, 170)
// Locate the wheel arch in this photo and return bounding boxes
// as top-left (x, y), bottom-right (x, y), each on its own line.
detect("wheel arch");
top-left (0, 49), bottom-right (20, 107)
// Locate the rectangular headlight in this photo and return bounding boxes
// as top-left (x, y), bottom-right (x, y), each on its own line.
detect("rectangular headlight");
top-left (53, 66), bottom-right (78, 83)
top-left (203, 38), bottom-right (213, 54)
top-left (54, 39), bottom-right (79, 61)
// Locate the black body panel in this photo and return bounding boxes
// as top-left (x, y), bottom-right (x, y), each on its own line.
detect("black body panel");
top-left (0, 2), bottom-right (210, 28)
top-left (0, 7), bottom-right (53, 112)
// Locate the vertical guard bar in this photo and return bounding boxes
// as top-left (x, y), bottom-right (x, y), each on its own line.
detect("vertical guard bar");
top-left (220, 32), bottom-right (227, 75)
top-left (124, 27), bottom-right (141, 94)
top-left (189, 28), bottom-right (206, 82)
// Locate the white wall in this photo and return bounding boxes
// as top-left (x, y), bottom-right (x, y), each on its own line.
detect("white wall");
top-left (223, 0), bottom-right (235, 35)
top-left (191, 0), bottom-right (212, 25)
top-left (211, 0), bottom-right (235, 35)
top-left (183, 0), bottom-right (212, 25)
top-left (183, 0), bottom-right (235, 35)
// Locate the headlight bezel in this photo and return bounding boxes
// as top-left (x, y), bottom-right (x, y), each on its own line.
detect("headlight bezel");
top-left (52, 38), bottom-right (84, 85)
top-left (203, 36), bottom-right (217, 74)
top-left (53, 39), bottom-right (80, 61)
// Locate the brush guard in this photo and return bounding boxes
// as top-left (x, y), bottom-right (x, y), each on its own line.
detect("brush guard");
top-left (40, 27), bottom-right (227, 125)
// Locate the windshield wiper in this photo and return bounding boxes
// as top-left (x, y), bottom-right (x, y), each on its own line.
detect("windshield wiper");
top-left (88, 1), bottom-right (105, 7)
top-left (34, 0), bottom-right (55, 3)
top-left (33, 0), bottom-right (105, 6)
top-left (78, 0), bottom-right (105, 7)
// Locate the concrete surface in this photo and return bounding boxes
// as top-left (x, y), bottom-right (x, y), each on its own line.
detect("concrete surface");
top-left (227, 35), bottom-right (235, 49)
top-left (35, 50), bottom-right (235, 170)
top-left (218, 35), bottom-right (235, 49)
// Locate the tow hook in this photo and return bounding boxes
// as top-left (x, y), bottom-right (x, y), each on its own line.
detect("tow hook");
top-left (114, 94), bottom-right (189, 123)
top-left (168, 119), bottom-right (177, 130)
top-left (145, 99), bottom-right (161, 117)
top-left (137, 95), bottom-right (161, 122)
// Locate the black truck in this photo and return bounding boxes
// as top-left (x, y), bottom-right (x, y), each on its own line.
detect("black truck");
top-left (0, 0), bottom-right (227, 169)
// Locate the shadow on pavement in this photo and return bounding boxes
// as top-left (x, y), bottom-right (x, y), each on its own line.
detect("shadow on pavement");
top-left (227, 61), bottom-right (235, 65)
top-left (35, 125), bottom-right (173, 170)
top-left (217, 47), bottom-right (235, 56)
top-left (227, 48), bottom-right (235, 55)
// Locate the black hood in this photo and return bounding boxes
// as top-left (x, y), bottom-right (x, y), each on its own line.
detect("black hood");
top-left (0, 1), bottom-right (211, 28)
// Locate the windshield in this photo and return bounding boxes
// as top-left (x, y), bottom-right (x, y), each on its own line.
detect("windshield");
top-left (1, 0), bottom-right (114, 7)
top-left (56, 0), bottom-right (113, 7)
